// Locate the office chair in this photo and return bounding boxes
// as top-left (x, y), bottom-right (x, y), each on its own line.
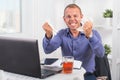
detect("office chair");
top-left (94, 54), bottom-right (111, 80)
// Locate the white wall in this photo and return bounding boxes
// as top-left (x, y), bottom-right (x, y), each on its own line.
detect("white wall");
top-left (112, 0), bottom-right (120, 79)
top-left (0, 0), bottom-right (113, 60)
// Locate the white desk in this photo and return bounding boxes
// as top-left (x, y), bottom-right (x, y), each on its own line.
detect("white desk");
top-left (0, 68), bottom-right (86, 80)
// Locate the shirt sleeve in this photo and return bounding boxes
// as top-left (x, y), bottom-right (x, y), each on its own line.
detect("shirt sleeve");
top-left (88, 30), bottom-right (105, 57)
top-left (42, 32), bottom-right (62, 54)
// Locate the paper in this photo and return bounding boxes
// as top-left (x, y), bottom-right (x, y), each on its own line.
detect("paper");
top-left (51, 59), bottom-right (82, 69)
top-left (77, 27), bottom-right (84, 32)
top-left (73, 60), bottom-right (82, 69)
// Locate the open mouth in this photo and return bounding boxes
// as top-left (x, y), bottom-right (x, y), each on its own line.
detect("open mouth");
top-left (70, 23), bottom-right (76, 26)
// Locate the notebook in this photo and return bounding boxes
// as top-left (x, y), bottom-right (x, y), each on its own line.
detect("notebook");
top-left (0, 36), bottom-right (62, 79)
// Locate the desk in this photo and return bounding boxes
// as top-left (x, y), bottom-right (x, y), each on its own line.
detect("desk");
top-left (0, 68), bottom-right (86, 80)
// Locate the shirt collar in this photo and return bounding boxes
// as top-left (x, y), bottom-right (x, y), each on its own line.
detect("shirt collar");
top-left (66, 28), bottom-right (85, 36)
top-left (66, 28), bottom-right (71, 37)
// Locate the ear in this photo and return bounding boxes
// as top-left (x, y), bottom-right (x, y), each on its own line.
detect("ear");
top-left (81, 14), bottom-right (83, 19)
top-left (63, 16), bottom-right (66, 21)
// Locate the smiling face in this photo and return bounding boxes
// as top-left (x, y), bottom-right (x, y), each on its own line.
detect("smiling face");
top-left (63, 5), bottom-right (83, 31)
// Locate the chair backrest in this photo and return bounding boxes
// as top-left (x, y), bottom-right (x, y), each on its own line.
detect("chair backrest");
top-left (94, 55), bottom-right (111, 80)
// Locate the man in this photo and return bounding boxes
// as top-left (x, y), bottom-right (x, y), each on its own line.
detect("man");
top-left (42, 4), bottom-right (104, 80)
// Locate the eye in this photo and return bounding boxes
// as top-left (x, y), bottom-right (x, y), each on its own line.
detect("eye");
top-left (65, 15), bottom-right (71, 19)
top-left (74, 15), bottom-right (78, 18)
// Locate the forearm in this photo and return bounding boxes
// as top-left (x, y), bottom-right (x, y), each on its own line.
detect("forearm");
top-left (89, 34), bottom-right (105, 57)
top-left (43, 37), bottom-right (54, 53)
top-left (42, 35), bottom-right (61, 54)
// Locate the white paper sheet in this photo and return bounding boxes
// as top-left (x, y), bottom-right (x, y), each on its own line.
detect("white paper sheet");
top-left (50, 59), bottom-right (82, 69)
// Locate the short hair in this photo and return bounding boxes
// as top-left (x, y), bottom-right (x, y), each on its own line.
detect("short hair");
top-left (64, 4), bottom-right (82, 16)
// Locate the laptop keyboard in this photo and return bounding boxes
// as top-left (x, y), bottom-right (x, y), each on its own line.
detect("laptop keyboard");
top-left (41, 69), bottom-right (56, 76)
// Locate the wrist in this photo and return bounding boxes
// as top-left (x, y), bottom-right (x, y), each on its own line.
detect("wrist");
top-left (89, 32), bottom-right (93, 38)
top-left (45, 33), bottom-right (53, 39)
top-left (86, 32), bottom-right (93, 39)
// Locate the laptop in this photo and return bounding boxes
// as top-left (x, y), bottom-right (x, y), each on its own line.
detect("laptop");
top-left (0, 36), bottom-right (62, 79)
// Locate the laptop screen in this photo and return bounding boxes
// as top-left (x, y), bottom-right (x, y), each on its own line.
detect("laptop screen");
top-left (0, 36), bottom-right (42, 78)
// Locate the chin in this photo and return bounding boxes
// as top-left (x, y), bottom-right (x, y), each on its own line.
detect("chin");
top-left (70, 28), bottom-right (77, 31)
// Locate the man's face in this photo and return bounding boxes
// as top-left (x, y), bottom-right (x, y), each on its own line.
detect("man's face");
top-left (63, 7), bottom-right (83, 30)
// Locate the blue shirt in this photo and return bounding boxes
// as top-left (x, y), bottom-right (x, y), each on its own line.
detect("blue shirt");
top-left (43, 28), bottom-right (104, 73)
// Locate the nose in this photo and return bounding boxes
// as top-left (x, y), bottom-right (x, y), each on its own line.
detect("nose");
top-left (70, 16), bottom-right (75, 20)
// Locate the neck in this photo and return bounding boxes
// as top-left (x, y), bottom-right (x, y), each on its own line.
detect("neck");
top-left (70, 29), bottom-right (80, 38)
